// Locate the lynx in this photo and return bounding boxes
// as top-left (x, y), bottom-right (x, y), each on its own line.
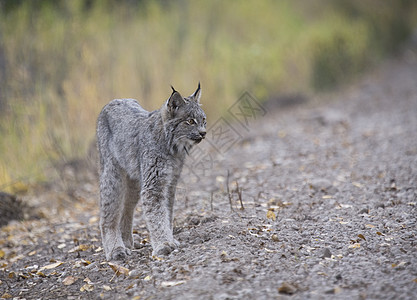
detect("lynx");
top-left (96, 84), bottom-right (206, 260)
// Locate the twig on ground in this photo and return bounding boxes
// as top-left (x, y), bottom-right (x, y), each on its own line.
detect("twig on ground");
top-left (226, 170), bottom-right (233, 211)
top-left (235, 181), bottom-right (244, 210)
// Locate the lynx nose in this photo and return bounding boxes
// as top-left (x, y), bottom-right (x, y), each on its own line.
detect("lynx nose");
top-left (199, 131), bottom-right (206, 139)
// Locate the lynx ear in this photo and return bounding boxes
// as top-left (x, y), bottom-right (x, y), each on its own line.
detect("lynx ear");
top-left (189, 82), bottom-right (201, 103)
top-left (167, 86), bottom-right (186, 110)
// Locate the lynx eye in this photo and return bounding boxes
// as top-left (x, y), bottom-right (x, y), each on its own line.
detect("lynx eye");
top-left (186, 119), bottom-right (197, 125)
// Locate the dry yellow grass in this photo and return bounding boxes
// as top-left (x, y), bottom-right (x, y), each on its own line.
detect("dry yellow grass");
top-left (0, 0), bottom-right (415, 191)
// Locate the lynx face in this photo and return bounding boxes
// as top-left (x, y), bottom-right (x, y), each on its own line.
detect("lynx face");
top-left (164, 84), bottom-right (206, 155)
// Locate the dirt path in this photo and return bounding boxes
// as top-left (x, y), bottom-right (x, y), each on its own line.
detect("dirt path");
top-left (1, 50), bottom-right (417, 299)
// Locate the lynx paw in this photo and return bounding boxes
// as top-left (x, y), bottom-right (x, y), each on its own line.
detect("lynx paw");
top-left (110, 246), bottom-right (131, 261)
top-left (152, 241), bottom-right (178, 257)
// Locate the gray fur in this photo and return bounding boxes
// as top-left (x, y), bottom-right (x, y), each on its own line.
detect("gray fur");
top-left (97, 84), bottom-right (206, 260)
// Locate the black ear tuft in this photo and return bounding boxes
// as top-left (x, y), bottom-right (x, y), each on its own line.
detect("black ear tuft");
top-left (171, 85), bottom-right (177, 94)
top-left (190, 82), bottom-right (202, 103)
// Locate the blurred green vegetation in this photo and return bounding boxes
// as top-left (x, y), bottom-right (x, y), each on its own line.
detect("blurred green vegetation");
top-left (0, 0), bottom-right (416, 191)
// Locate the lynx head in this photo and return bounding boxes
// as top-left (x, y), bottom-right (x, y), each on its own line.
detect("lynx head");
top-left (162, 83), bottom-right (207, 155)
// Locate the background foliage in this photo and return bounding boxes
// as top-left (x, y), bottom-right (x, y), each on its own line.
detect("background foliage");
top-left (0, 0), bottom-right (416, 191)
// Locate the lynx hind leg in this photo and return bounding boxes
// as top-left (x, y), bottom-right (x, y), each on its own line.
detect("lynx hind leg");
top-left (120, 177), bottom-right (140, 250)
top-left (99, 161), bottom-right (130, 261)
top-left (168, 178), bottom-right (181, 248)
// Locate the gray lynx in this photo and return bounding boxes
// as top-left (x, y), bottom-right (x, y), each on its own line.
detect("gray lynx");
top-left (96, 84), bottom-right (206, 260)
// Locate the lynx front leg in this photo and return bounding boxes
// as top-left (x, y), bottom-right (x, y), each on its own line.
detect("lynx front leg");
top-left (120, 177), bottom-right (140, 250)
top-left (141, 187), bottom-right (177, 256)
top-left (167, 176), bottom-right (181, 248)
top-left (99, 162), bottom-right (129, 261)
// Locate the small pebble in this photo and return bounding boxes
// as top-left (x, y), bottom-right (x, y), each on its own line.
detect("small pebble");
top-left (321, 248), bottom-right (332, 258)
top-left (128, 269), bottom-right (141, 279)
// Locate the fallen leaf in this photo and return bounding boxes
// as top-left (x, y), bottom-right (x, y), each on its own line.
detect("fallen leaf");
top-left (161, 280), bottom-right (186, 287)
top-left (81, 259), bottom-right (91, 266)
top-left (365, 224), bottom-right (375, 228)
top-left (80, 283), bottom-right (94, 292)
top-left (215, 176), bottom-right (225, 183)
top-left (84, 277), bottom-right (93, 284)
top-left (271, 234), bottom-right (279, 242)
top-left (80, 244), bottom-right (90, 251)
top-left (144, 275), bottom-right (151, 281)
top-left (339, 204), bottom-right (352, 209)
top-left (358, 234), bottom-right (366, 241)
top-left (0, 250), bottom-right (5, 259)
top-left (39, 261), bottom-right (63, 271)
top-left (265, 248), bottom-right (277, 253)
top-left (74, 260), bottom-right (84, 268)
top-left (348, 243), bottom-right (360, 249)
top-left (108, 263), bottom-right (129, 276)
top-left (28, 250), bottom-right (37, 256)
top-left (322, 195), bottom-right (332, 199)
top-left (278, 282), bottom-right (297, 294)
top-left (392, 261), bottom-right (407, 268)
top-left (36, 271), bottom-right (46, 277)
top-left (68, 244), bottom-right (90, 253)
top-left (352, 182), bottom-right (363, 188)
top-left (376, 232), bottom-right (384, 236)
top-left (63, 276), bottom-right (78, 286)
top-left (126, 283), bottom-right (135, 290)
top-left (278, 130), bottom-right (287, 138)
top-left (88, 216), bottom-right (98, 224)
top-left (266, 209), bottom-right (276, 221)
top-left (1, 293), bottom-right (12, 299)
top-left (102, 285), bottom-right (112, 291)
top-left (398, 261), bottom-right (407, 268)
top-left (151, 255), bottom-right (164, 261)
top-left (57, 243), bottom-right (66, 249)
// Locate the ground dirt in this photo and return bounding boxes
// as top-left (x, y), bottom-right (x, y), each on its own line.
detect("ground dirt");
top-left (1, 49), bottom-right (417, 299)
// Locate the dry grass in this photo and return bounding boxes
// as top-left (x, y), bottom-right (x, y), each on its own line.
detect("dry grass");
top-left (0, 0), bottom-right (415, 191)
